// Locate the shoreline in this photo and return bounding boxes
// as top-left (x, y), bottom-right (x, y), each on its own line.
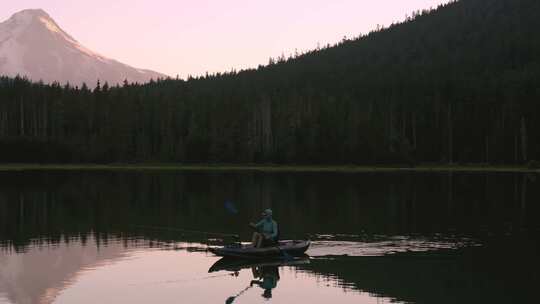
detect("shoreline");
top-left (0, 163), bottom-right (538, 173)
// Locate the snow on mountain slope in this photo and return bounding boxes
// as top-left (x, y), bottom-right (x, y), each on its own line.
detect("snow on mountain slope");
top-left (0, 9), bottom-right (168, 87)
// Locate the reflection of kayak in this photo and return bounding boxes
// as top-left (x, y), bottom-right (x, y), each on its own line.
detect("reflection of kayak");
top-left (209, 256), bottom-right (310, 273)
top-left (209, 240), bottom-right (310, 259)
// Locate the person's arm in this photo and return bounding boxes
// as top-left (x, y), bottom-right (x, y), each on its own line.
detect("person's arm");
top-left (270, 221), bottom-right (278, 239)
top-left (250, 220), bottom-right (264, 230)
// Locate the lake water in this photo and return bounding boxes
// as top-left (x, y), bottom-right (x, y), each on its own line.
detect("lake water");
top-left (1, 170), bottom-right (539, 303)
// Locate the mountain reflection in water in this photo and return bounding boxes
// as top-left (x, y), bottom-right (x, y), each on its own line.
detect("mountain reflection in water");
top-left (0, 236), bottom-right (403, 304)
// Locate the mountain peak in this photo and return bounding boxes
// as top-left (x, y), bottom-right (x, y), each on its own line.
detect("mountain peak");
top-left (2, 8), bottom-right (78, 45)
top-left (13, 8), bottom-right (50, 17)
top-left (10, 8), bottom-right (52, 23)
top-left (0, 9), bottom-right (167, 86)
top-left (4, 9), bottom-right (61, 35)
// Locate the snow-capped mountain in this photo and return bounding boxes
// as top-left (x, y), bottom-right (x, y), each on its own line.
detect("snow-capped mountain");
top-left (0, 9), bottom-right (167, 87)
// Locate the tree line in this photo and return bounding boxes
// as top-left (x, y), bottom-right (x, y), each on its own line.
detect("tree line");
top-left (0, 0), bottom-right (539, 164)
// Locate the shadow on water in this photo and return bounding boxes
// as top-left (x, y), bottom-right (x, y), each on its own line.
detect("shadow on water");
top-left (0, 170), bottom-right (539, 303)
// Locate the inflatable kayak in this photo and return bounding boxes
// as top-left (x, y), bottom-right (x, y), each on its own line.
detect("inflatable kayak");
top-left (208, 256), bottom-right (310, 273)
top-left (209, 240), bottom-right (310, 259)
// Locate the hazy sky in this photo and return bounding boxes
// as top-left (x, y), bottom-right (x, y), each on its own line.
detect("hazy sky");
top-left (2, 0), bottom-right (450, 78)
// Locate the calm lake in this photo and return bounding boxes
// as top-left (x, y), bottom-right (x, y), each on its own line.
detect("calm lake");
top-left (1, 170), bottom-right (539, 303)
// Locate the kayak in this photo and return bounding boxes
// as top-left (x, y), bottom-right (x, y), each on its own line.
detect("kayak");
top-left (208, 256), bottom-right (310, 273)
top-left (209, 240), bottom-right (310, 259)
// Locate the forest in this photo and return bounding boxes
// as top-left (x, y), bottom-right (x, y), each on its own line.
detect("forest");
top-left (0, 0), bottom-right (539, 164)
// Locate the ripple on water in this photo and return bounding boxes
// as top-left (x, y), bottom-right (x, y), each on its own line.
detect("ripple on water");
top-left (307, 235), bottom-right (481, 257)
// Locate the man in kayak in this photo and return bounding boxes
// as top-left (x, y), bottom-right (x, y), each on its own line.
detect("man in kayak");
top-left (249, 209), bottom-right (278, 248)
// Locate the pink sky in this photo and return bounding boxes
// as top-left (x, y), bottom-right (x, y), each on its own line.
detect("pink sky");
top-left (2, 0), bottom-right (451, 78)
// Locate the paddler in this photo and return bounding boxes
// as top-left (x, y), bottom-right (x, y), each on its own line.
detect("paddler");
top-left (249, 209), bottom-right (278, 248)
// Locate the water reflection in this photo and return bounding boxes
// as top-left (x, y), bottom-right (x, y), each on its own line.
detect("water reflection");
top-left (2, 171), bottom-right (539, 251)
top-left (209, 257), bottom-right (310, 303)
top-left (249, 266), bottom-right (279, 300)
top-left (1, 232), bottom-right (539, 303)
top-left (0, 235), bottom-right (406, 304)
top-left (0, 170), bottom-right (539, 303)
top-left (0, 237), bottom-right (130, 304)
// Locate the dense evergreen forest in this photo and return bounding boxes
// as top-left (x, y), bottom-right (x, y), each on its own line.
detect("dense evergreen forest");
top-left (0, 0), bottom-right (539, 164)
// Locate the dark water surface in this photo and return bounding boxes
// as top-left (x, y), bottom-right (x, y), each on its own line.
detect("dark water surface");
top-left (1, 170), bottom-right (539, 303)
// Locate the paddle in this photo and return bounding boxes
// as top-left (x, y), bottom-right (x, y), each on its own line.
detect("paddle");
top-left (225, 284), bottom-right (253, 304)
top-left (224, 200), bottom-right (238, 215)
top-left (223, 200), bottom-right (242, 247)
